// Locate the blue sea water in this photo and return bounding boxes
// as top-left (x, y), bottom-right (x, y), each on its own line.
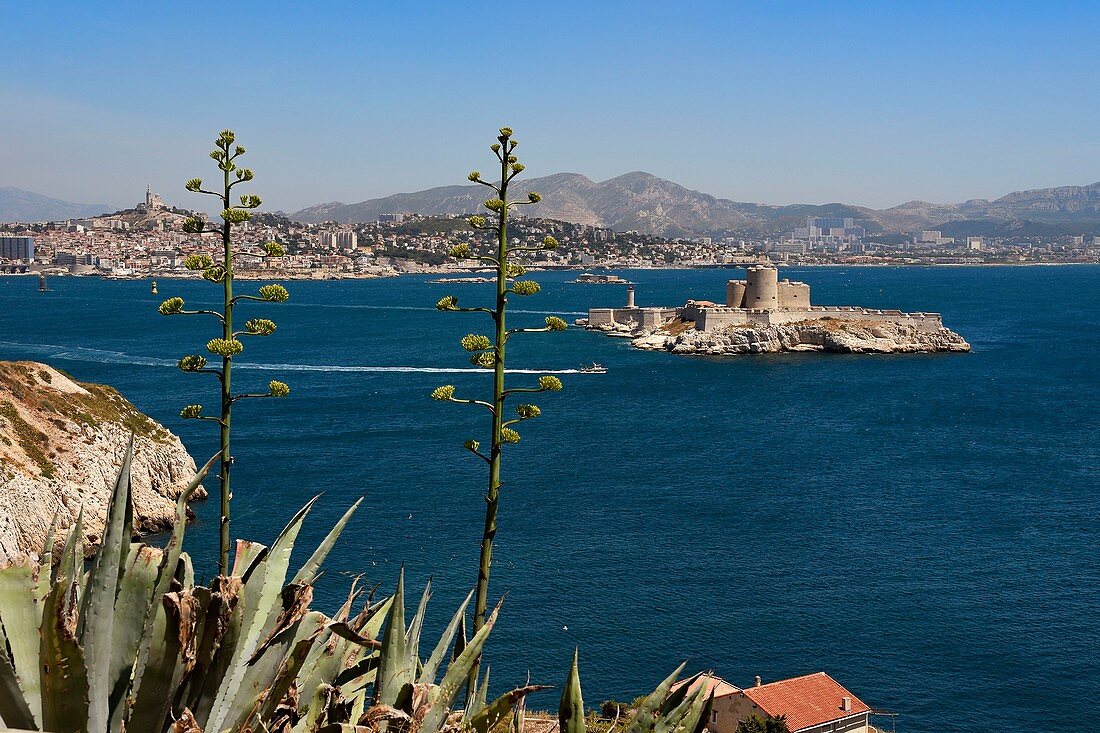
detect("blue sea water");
top-left (1, 266), bottom-right (1097, 733)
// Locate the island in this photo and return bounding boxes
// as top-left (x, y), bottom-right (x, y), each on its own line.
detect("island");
top-left (579, 267), bottom-right (970, 355)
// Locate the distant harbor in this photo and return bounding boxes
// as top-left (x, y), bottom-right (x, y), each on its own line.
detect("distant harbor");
top-left (570, 272), bottom-right (634, 284)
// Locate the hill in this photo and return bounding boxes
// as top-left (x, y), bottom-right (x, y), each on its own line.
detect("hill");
top-left (292, 175), bottom-right (1100, 237)
top-left (0, 186), bottom-right (112, 222)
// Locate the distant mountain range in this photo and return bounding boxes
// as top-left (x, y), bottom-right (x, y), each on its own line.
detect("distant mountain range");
top-left (291, 174), bottom-right (1100, 237)
top-left (0, 187), bottom-right (112, 222)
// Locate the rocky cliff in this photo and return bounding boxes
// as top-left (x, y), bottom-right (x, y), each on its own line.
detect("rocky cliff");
top-left (624, 319), bottom-right (971, 355)
top-left (0, 361), bottom-right (204, 561)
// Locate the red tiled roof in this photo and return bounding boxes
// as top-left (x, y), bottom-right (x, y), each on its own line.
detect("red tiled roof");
top-left (741, 672), bottom-right (870, 733)
top-left (670, 673), bottom-right (741, 699)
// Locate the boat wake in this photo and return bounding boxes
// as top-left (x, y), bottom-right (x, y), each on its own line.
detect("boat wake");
top-left (0, 341), bottom-right (583, 375)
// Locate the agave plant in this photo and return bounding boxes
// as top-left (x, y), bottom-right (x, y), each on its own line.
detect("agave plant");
top-left (558, 654), bottom-right (714, 733)
top-left (431, 126), bottom-right (567, 696)
top-left (0, 438), bottom-right (550, 733)
top-left (158, 128), bottom-right (292, 575)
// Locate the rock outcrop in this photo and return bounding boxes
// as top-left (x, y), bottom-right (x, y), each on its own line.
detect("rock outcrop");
top-left (630, 318), bottom-right (970, 355)
top-left (0, 361), bottom-right (204, 561)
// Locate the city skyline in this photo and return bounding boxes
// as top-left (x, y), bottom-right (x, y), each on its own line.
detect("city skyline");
top-left (4, 1), bottom-right (1100, 212)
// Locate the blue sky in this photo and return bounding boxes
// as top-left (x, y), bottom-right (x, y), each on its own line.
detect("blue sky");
top-left (3, 1), bottom-right (1100, 212)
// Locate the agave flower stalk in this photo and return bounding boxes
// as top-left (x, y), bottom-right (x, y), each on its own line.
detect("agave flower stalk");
top-left (431, 127), bottom-right (567, 696)
top-left (158, 129), bottom-right (291, 575)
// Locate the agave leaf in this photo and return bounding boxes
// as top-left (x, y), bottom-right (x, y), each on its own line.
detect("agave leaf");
top-left (105, 545), bottom-right (161, 729)
top-left (465, 664), bottom-right (490, 720)
top-left (469, 684), bottom-right (550, 733)
top-left (406, 578), bottom-right (431, 661)
top-left (559, 649), bottom-right (585, 733)
top-left (0, 555), bottom-right (43, 726)
top-left (654, 682), bottom-right (709, 733)
top-left (205, 495), bottom-right (320, 733)
top-left (181, 579), bottom-right (241, 717)
top-left (126, 590), bottom-right (199, 733)
top-left (232, 539), bottom-right (268, 578)
top-left (419, 589), bottom-right (473, 685)
top-left (303, 596), bottom-right (391, 706)
top-left (256, 611), bottom-right (330, 725)
top-left (0, 614), bottom-right (36, 729)
top-left (291, 498), bottom-right (363, 586)
top-left (34, 508), bottom-right (60, 611)
top-left (420, 600), bottom-right (502, 733)
top-left (79, 437), bottom-right (134, 733)
top-left (622, 663), bottom-right (687, 733)
top-left (657, 671), bottom-right (700, 717)
top-left (371, 569), bottom-right (407, 706)
top-left (122, 451), bottom-right (215, 732)
top-left (40, 561), bottom-right (89, 733)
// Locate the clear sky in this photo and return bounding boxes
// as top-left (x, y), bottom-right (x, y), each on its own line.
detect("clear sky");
top-left (4, 1), bottom-right (1100, 212)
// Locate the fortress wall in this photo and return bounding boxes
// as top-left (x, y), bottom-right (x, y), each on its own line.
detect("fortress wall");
top-left (766, 307), bottom-right (944, 331)
top-left (725, 280), bottom-right (747, 308)
top-left (588, 307), bottom-right (681, 329)
top-left (777, 280), bottom-right (811, 309)
top-left (744, 266), bottom-right (779, 309)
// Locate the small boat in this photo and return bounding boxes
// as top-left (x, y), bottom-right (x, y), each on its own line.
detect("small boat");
top-left (579, 362), bottom-right (607, 374)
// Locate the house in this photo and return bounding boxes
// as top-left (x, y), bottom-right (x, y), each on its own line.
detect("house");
top-left (674, 672), bottom-right (872, 733)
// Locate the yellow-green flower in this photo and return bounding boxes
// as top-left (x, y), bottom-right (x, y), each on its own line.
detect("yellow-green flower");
top-left (490, 143), bottom-right (501, 153)
top-left (545, 316), bottom-right (568, 331)
top-left (505, 263), bottom-right (526, 278)
top-left (185, 178), bottom-right (203, 192)
top-left (471, 352), bottom-right (496, 369)
top-left (511, 280), bottom-right (541, 296)
top-left (499, 127), bottom-right (513, 138)
top-left (244, 318), bottom-right (277, 336)
top-left (461, 334), bottom-right (492, 352)
top-left (431, 385), bottom-right (456, 401)
top-left (468, 171), bottom-right (482, 182)
top-left (500, 427), bottom-right (520, 444)
top-left (527, 191), bottom-right (541, 203)
top-left (237, 168), bottom-right (254, 181)
top-left (539, 375), bottom-right (563, 391)
top-left (202, 265), bottom-right (227, 283)
top-left (464, 438), bottom-right (480, 452)
top-left (180, 404), bottom-right (203, 419)
top-left (516, 404), bottom-right (541, 419)
top-left (511, 163), bottom-right (525, 174)
top-left (543, 235), bottom-right (559, 250)
top-left (268, 380), bottom-right (290, 397)
top-left (258, 284), bottom-right (290, 302)
top-left (449, 243), bottom-right (472, 258)
top-left (240, 194), bottom-right (262, 208)
top-left (183, 253), bottom-right (213, 270)
top-left (262, 241), bottom-right (285, 257)
top-left (484, 198), bottom-right (505, 213)
top-left (158, 297), bottom-right (184, 315)
top-left (177, 355), bottom-right (207, 371)
top-left (206, 338), bottom-right (244, 357)
top-left (182, 217), bottom-right (206, 234)
top-left (222, 208), bottom-right (251, 224)
top-left (469, 215), bottom-right (487, 228)
top-left (436, 295), bottom-right (459, 311)
top-left (507, 155), bottom-right (518, 164)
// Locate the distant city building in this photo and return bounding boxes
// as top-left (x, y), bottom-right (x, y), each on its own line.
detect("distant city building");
top-left (378, 213), bottom-right (405, 223)
top-left (919, 230), bottom-right (943, 243)
top-left (967, 236), bottom-right (984, 250)
top-left (320, 231), bottom-right (358, 251)
top-left (792, 216), bottom-right (865, 242)
top-left (0, 235), bottom-right (35, 262)
top-left (143, 185), bottom-right (165, 212)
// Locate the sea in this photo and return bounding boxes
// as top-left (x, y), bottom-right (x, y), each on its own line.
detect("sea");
top-left (1, 265), bottom-right (1097, 733)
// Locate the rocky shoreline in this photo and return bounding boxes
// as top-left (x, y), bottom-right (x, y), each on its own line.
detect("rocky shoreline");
top-left (586, 317), bottom-right (971, 355)
top-left (0, 361), bottom-right (203, 561)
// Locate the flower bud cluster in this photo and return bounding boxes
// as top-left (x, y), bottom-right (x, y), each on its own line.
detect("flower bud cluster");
top-left (185, 178), bottom-right (203, 192)
top-left (545, 316), bottom-right (568, 332)
top-left (436, 295), bottom-right (459, 311)
top-left (500, 427), bottom-right (521, 444)
top-left (499, 127), bottom-right (514, 138)
top-left (158, 297), bottom-right (185, 315)
top-left (206, 338), bottom-right (244, 357)
top-left (542, 236), bottom-right (558, 250)
top-left (539, 375), bottom-right (564, 391)
top-left (516, 404), bottom-right (541, 419)
top-left (431, 385), bottom-right (456, 401)
top-left (461, 334), bottom-right (492, 352)
top-left (236, 168), bottom-right (254, 181)
top-left (484, 198), bottom-right (505, 213)
top-left (511, 163), bottom-right (525, 174)
top-left (258, 284), bottom-right (290, 302)
top-left (239, 194), bottom-right (262, 208)
top-left (268, 380), bottom-right (291, 397)
top-left (180, 404), bottom-right (203, 419)
top-left (463, 439), bottom-right (480, 452)
top-left (222, 208), bottom-right (251, 224)
top-left (178, 355), bottom-right (207, 372)
top-left (504, 263), bottom-right (526, 278)
top-left (202, 265), bottom-right (227, 283)
top-left (449, 243), bottom-right (472, 258)
top-left (183, 254), bottom-right (214, 271)
top-left (182, 217), bottom-right (207, 234)
top-left (527, 192), bottom-right (541, 203)
top-left (262, 241), bottom-right (285, 257)
top-left (471, 352), bottom-right (497, 368)
top-left (244, 318), bottom-right (277, 336)
top-left (468, 171), bottom-right (482, 182)
top-left (511, 280), bottom-right (541, 296)
top-left (469, 215), bottom-right (487, 228)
